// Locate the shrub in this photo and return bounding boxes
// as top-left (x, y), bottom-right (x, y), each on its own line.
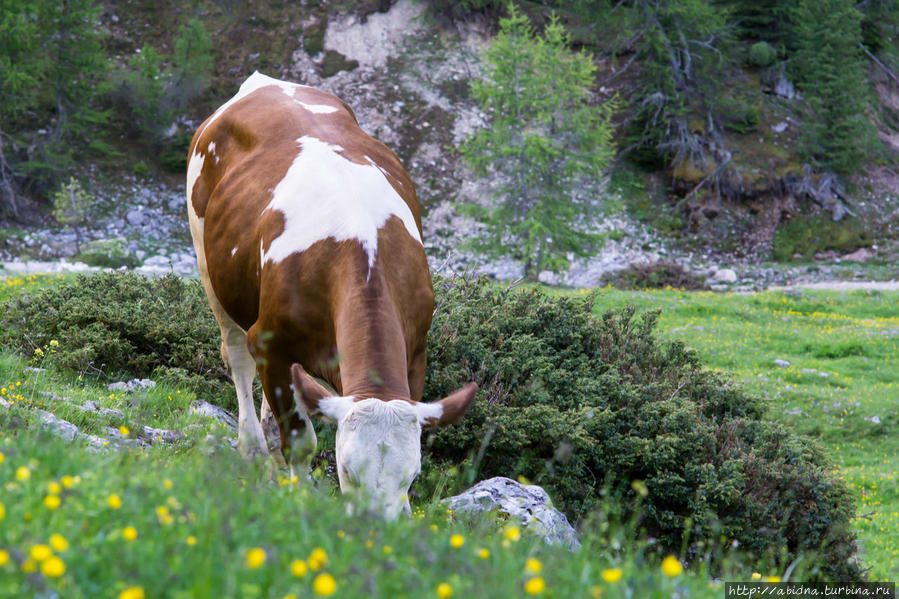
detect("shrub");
top-left (420, 277), bottom-right (860, 580)
top-left (0, 273), bottom-right (861, 579)
top-left (75, 238), bottom-right (141, 269)
top-left (772, 213), bottom-right (872, 261)
top-left (601, 262), bottom-right (709, 290)
top-left (748, 41), bottom-right (776, 67)
top-left (0, 272), bottom-right (229, 404)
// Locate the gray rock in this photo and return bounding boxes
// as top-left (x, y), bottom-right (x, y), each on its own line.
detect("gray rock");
top-left (191, 400), bottom-right (238, 430)
top-left (843, 247), bottom-right (874, 263)
top-left (35, 409), bottom-right (79, 442)
top-left (140, 426), bottom-right (182, 444)
top-left (442, 477), bottom-right (580, 550)
top-left (126, 208), bottom-right (147, 226)
top-left (713, 268), bottom-right (738, 283)
top-left (108, 378), bottom-right (156, 392)
top-left (774, 359), bottom-right (791, 368)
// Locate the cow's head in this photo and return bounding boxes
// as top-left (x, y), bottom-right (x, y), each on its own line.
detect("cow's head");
top-left (291, 363), bottom-right (477, 519)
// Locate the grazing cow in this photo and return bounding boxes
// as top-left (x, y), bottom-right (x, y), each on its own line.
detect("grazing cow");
top-left (186, 72), bottom-right (477, 518)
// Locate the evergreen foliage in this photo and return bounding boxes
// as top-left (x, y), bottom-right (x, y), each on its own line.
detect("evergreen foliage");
top-left (111, 19), bottom-right (214, 150)
top-left (624, 0), bottom-right (730, 176)
top-left (0, 0), bottom-right (109, 214)
top-left (50, 178), bottom-right (96, 254)
top-left (460, 4), bottom-right (617, 278)
top-left (790, 0), bottom-right (874, 175)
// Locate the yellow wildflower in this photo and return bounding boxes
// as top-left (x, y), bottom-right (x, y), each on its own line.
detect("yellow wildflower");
top-left (60, 475), bottom-right (74, 488)
top-left (15, 466), bottom-right (30, 481)
top-left (123, 526), bottom-right (138, 542)
top-left (119, 587), bottom-right (145, 599)
top-left (0, 451), bottom-right (4, 463)
top-left (41, 556), bottom-right (65, 578)
top-left (0, 549), bottom-right (9, 567)
top-left (477, 548), bottom-right (490, 559)
top-left (449, 534), bottom-right (464, 548)
top-left (30, 544), bottom-right (53, 562)
top-left (119, 425), bottom-right (130, 437)
top-left (291, 559), bottom-right (309, 578)
top-left (308, 547), bottom-right (328, 570)
top-left (751, 572), bottom-right (762, 581)
top-left (766, 576), bottom-right (781, 583)
top-left (164, 479), bottom-right (173, 490)
top-left (661, 555), bottom-right (683, 577)
top-left (437, 582), bottom-right (453, 598)
top-left (524, 577), bottom-right (546, 595)
top-left (186, 536), bottom-right (196, 546)
top-left (0, 502), bottom-right (5, 520)
top-left (601, 568), bottom-right (623, 583)
top-left (47, 481), bottom-right (62, 495)
top-left (313, 572), bottom-right (337, 596)
top-left (503, 526), bottom-right (521, 542)
top-left (49, 534), bottom-right (68, 552)
top-left (245, 547), bottom-right (266, 569)
top-left (22, 558), bottom-right (37, 573)
top-left (108, 494), bottom-right (123, 509)
top-left (44, 494), bottom-right (61, 510)
top-left (526, 557), bottom-right (542, 574)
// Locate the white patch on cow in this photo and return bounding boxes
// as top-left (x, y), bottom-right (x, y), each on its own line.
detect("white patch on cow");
top-left (318, 395), bottom-right (356, 423)
top-left (261, 136), bottom-right (422, 271)
top-left (296, 99), bottom-right (339, 114)
top-left (329, 397), bottom-right (422, 519)
top-left (196, 72), bottom-right (318, 141)
top-left (231, 247), bottom-right (238, 257)
top-left (186, 149), bottom-right (205, 206)
top-left (208, 141), bottom-right (216, 155)
top-left (413, 401), bottom-right (443, 426)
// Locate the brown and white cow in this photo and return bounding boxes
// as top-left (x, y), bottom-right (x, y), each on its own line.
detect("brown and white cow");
top-left (186, 72), bottom-right (477, 518)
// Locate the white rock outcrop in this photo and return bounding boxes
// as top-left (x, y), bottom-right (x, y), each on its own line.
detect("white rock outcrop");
top-left (442, 477), bottom-right (580, 550)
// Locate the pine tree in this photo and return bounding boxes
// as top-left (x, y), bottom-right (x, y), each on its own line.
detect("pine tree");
top-left (460, 4), bottom-right (616, 279)
top-left (791, 0), bottom-right (873, 174)
top-left (0, 0), bottom-right (109, 214)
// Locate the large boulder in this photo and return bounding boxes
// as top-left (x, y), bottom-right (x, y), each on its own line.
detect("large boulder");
top-left (442, 477), bottom-right (580, 550)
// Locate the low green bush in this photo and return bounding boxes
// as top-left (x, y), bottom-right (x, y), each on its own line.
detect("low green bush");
top-left (0, 272), bottom-right (229, 403)
top-left (748, 41), bottom-right (776, 67)
top-left (421, 277), bottom-right (860, 580)
top-left (772, 213), bottom-right (872, 261)
top-left (0, 273), bottom-right (861, 579)
top-left (601, 262), bottom-right (709, 290)
top-left (76, 238), bottom-right (141, 269)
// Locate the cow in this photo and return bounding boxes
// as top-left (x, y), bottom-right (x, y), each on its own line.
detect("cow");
top-left (186, 72), bottom-right (477, 518)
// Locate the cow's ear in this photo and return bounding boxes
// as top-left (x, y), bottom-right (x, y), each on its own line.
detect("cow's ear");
top-left (417, 382), bottom-right (478, 429)
top-left (292, 363), bottom-right (330, 411)
top-left (291, 363), bottom-right (353, 424)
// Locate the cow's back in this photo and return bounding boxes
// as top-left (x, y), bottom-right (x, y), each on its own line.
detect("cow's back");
top-left (187, 73), bottom-right (432, 390)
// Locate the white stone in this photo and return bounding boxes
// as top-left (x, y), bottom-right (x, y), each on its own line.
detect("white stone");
top-left (713, 268), bottom-right (738, 283)
top-left (442, 477), bottom-right (581, 550)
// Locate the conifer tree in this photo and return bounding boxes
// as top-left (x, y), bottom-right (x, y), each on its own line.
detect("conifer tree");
top-left (791, 0), bottom-right (873, 174)
top-left (460, 4), bottom-right (616, 279)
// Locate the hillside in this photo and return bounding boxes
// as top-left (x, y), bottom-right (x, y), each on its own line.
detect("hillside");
top-left (2, 0), bottom-right (899, 283)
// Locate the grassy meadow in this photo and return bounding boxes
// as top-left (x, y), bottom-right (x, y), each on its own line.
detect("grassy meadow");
top-left (584, 286), bottom-right (899, 579)
top-left (0, 272), bottom-right (896, 597)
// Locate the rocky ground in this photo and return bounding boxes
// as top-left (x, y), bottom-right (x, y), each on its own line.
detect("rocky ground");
top-left (2, 0), bottom-right (897, 290)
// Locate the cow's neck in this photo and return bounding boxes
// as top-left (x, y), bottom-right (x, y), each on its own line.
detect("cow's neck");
top-left (332, 271), bottom-right (411, 401)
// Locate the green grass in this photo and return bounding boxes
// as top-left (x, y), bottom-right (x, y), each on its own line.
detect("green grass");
top-left (576, 286), bottom-right (899, 579)
top-left (0, 402), bottom-right (735, 599)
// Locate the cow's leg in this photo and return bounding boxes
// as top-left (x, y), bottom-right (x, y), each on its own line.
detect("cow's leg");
top-left (188, 196), bottom-right (267, 460)
top-left (260, 393), bottom-right (288, 468)
top-left (250, 338), bottom-right (317, 480)
top-left (218, 324), bottom-right (269, 460)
